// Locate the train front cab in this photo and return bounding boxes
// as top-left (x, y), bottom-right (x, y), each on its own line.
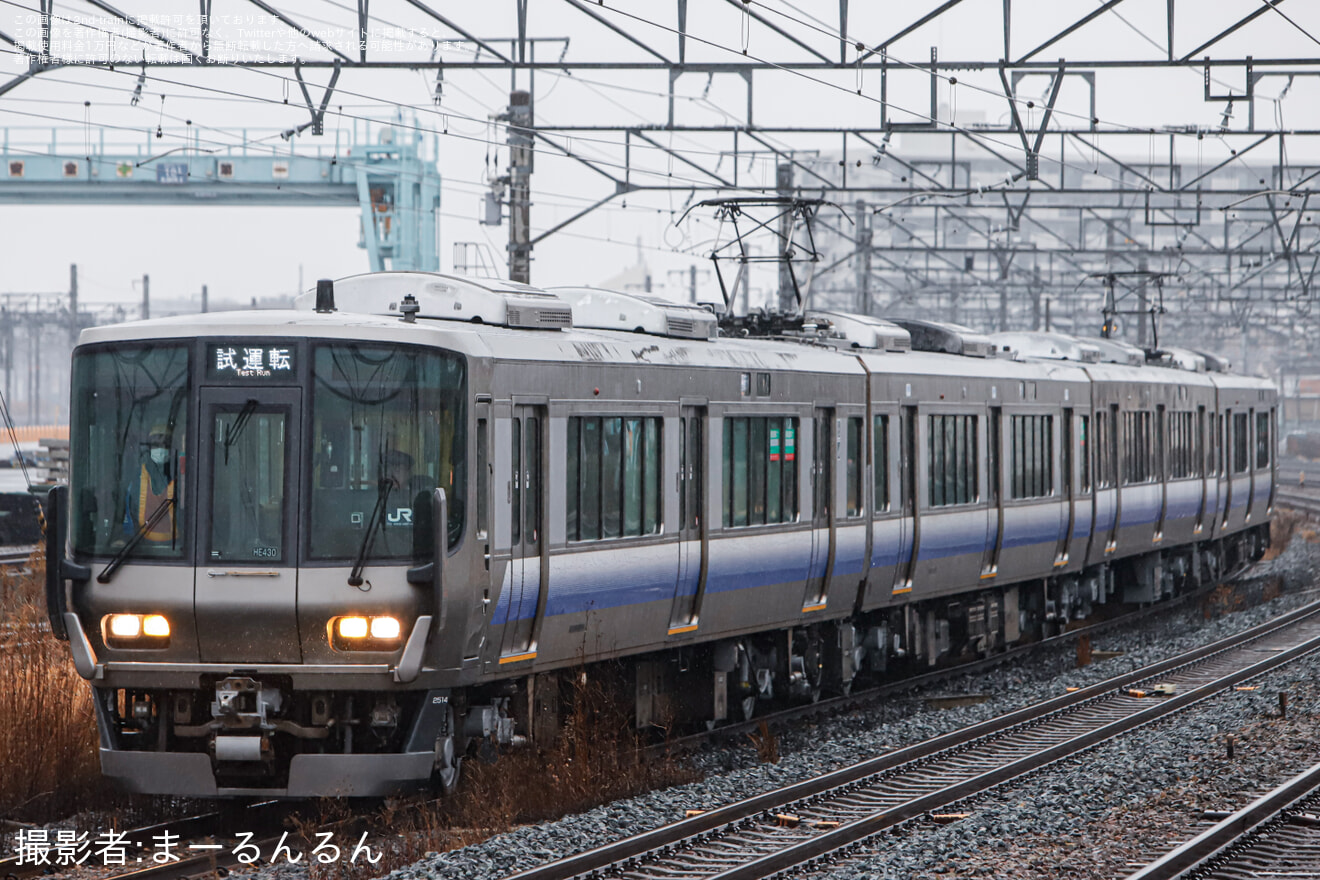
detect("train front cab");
top-left (49, 325), bottom-right (479, 797)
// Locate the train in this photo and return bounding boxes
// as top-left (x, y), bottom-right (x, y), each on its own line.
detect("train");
top-left (44, 271), bottom-right (1276, 797)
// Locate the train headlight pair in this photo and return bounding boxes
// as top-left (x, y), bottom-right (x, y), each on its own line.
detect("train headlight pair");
top-left (331, 615), bottom-right (403, 650)
top-left (104, 613), bottom-right (170, 647)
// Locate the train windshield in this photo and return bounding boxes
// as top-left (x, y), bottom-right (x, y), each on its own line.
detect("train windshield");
top-left (308, 343), bottom-right (466, 561)
top-left (70, 344), bottom-right (191, 558)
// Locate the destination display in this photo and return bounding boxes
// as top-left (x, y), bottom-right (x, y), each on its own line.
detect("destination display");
top-left (205, 343), bottom-right (296, 380)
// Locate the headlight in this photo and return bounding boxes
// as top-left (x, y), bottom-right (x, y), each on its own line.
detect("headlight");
top-left (338, 616), bottom-right (369, 639)
top-left (331, 615), bottom-right (405, 650)
top-left (103, 613), bottom-right (170, 648)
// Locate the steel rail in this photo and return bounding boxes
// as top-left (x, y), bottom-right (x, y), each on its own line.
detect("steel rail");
top-left (1124, 760), bottom-right (1320, 879)
top-left (503, 600), bottom-right (1320, 880)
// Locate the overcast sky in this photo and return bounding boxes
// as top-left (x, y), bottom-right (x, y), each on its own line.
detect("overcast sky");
top-left (1, 0), bottom-right (1318, 311)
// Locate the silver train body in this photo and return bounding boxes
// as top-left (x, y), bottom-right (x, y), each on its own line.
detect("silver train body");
top-left (45, 273), bottom-right (1276, 797)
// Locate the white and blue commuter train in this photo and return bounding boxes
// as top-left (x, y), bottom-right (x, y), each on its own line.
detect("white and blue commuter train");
top-left (44, 272), bottom-right (1276, 797)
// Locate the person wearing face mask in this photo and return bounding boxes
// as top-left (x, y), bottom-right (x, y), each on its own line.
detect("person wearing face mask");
top-left (124, 424), bottom-right (178, 542)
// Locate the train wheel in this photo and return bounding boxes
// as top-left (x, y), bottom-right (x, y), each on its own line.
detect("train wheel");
top-left (432, 706), bottom-right (463, 795)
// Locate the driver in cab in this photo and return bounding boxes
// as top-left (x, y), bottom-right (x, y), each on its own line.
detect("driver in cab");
top-left (124, 424), bottom-right (178, 542)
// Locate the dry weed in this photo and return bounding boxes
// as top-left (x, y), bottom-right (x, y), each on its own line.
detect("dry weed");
top-left (747, 721), bottom-right (780, 764)
top-left (0, 550), bottom-right (104, 821)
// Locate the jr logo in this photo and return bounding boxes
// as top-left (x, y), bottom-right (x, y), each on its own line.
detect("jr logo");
top-left (387, 507), bottom-right (414, 525)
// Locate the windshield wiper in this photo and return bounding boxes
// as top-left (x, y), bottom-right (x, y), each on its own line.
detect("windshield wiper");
top-left (348, 477), bottom-right (393, 587)
top-left (223, 399), bottom-right (260, 464)
top-left (98, 495), bottom-right (175, 584)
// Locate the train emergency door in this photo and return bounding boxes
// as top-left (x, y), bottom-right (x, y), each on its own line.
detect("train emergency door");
top-left (498, 405), bottom-right (544, 661)
top-left (802, 408), bottom-right (835, 611)
top-left (669, 407), bottom-right (706, 633)
top-left (194, 388), bottom-right (302, 663)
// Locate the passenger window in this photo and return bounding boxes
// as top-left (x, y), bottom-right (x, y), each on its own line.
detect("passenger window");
top-left (846, 417), bottom-right (863, 517)
top-left (1078, 415), bottom-right (1090, 493)
top-left (1122, 411), bottom-right (1154, 484)
top-left (928, 414), bottom-right (978, 507)
top-left (1233, 413), bottom-right (1249, 473)
top-left (1256, 411), bottom-right (1271, 469)
top-left (722, 416), bottom-right (799, 527)
top-left (873, 414), bottom-right (890, 513)
top-left (1010, 414), bottom-right (1053, 499)
top-left (565, 416), bottom-right (662, 541)
top-left (476, 419), bottom-right (488, 539)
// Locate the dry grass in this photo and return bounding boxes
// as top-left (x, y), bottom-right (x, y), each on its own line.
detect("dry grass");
top-left (0, 551), bottom-right (104, 822)
top-left (300, 668), bottom-right (702, 880)
top-left (1262, 508), bottom-right (1305, 561)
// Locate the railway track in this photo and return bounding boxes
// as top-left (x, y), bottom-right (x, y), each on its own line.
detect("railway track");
top-left (502, 600), bottom-right (1320, 880)
top-left (1126, 760), bottom-right (1320, 879)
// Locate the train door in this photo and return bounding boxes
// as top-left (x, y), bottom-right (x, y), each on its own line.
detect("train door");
top-left (1194, 405), bottom-right (1207, 533)
top-left (980, 407), bottom-right (1003, 578)
top-left (1155, 405), bottom-right (1167, 540)
top-left (669, 407), bottom-right (706, 633)
top-left (894, 405), bottom-right (919, 595)
top-left (803, 408), bottom-right (835, 610)
top-left (194, 388), bottom-right (302, 663)
top-left (499, 405), bottom-right (543, 660)
top-left (1222, 410), bottom-right (1233, 528)
top-left (1246, 408), bottom-right (1257, 521)
top-left (1055, 408), bottom-right (1074, 565)
top-left (1105, 404), bottom-right (1121, 552)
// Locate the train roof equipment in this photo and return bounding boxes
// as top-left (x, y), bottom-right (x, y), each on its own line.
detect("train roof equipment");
top-left (806, 310), bottom-right (911, 352)
top-left (292, 271), bottom-right (574, 330)
top-left (888, 318), bottom-right (995, 358)
top-left (1086, 337), bottom-right (1147, 367)
top-left (549, 287), bottom-right (717, 340)
top-left (991, 331), bottom-right (1102, 363)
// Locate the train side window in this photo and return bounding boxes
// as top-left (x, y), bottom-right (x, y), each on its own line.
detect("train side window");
top-left (476, 419), bottom-right (488, 539)
top-left (1232, 412), bottom-right (1249, 473)
top-left (1122, 411), bottom-right (1153, 484)
top-left (928, 414), bottom-right (978, 507)
top-left (722, 416), bottom-right (799, 527)
top-left (1078, 415), bottom-right (1090, 493)
top-left (566, 416), bottom-right (662, 541)
top-left (873, 414), bottom-right (890, 513)
top-left (1010, 414), bottom-right (1053, 499)
top-left (1255, 411), bottom-right (1271, 469)
top-left (510, 419), bottom-right (521, 545)
top-left (846, 417), bottom-right (864, 517)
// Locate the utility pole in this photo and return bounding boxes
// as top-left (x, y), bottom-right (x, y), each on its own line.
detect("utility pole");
top-left (201, 284), bottom-right (209, 314)
top-left (776, 163), bottom-right (795, 313)
top-left (1136, 258), bottom-right (1148, 347)
top-left (855, 199), bottom-right (872, 315)
top-left (689, 264), bottom-right (697, 304)
top-left (507, 90), bottom-right (533, 284)
top-left (142, 274), bottom-right (150, 320)
top-left (68, 263), bottom-right (78, 344)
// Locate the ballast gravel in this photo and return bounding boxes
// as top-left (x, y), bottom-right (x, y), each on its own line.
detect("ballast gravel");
top-left (250, 533), bottom-right (1320, 880)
